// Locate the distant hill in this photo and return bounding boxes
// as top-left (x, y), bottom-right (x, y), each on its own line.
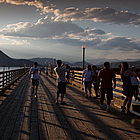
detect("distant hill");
top-left (0, 50), bottom-right (34, 67)
top-left (71, 61), bottom-right (93, 67)
top-left (29, 58), bottom-right (72, 67)
top-left (0, 50), bottom-right (139, 68)
top-left (86, 58), bottom-right (121, 65)
top-left (97, 60), bottom-right (140, 68)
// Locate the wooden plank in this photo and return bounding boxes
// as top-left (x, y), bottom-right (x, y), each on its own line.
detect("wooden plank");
top-left (0, 74), bottom-right (29, 139)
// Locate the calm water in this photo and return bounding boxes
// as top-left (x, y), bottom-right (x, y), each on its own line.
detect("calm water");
top-left (0, 67), bottom-right (24, 72)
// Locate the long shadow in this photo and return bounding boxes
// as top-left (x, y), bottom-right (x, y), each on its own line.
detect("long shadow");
top-left (39, 77), bottom-right (103, 140)
top-left (67, 84), bottom-right (140, 120)
top-left (41, 75), bottom-right (122, 139)
top-left (30, 87), bottom-right (49, 139)
top-left (45, 75), bottom-right (139, 139)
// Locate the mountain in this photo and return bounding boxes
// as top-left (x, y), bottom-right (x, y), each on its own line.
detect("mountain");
top-left (0, 50), bottom-right (34, 67)
top-left (29, 58), bottom-right (72, 67)
top-left (0, 50), bottom-right (139, 68)
top-left (97, 60), bottom-right (140, 68)
top-left (86, 58), bottom-right (121, 65)
top-left (71, 61), bottom-right (93, 67)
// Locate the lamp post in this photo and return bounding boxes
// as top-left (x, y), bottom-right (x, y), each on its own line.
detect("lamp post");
top-left (54, 57), bottom-right (56, 68)
top-left (82, 45), bottom-right (86, 70)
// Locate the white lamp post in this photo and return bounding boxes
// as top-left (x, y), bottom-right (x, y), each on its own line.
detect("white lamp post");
top-left (82, 45), bottom-right (86, 70)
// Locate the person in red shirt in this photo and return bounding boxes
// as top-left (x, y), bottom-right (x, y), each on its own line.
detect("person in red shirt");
top-left (97, 62), bottom-right (116, 111)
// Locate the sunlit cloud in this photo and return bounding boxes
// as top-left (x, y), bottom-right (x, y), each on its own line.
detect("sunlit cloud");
top-left (54, 7), bottom-right (140, 25)
top-left (0, 0), bottom-right (55, 12)
top-left (0, 15), bottom-right (140, 52)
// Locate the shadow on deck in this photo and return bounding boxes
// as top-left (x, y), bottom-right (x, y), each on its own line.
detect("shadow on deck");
top-left (0, 73), bottom-right (140, 140)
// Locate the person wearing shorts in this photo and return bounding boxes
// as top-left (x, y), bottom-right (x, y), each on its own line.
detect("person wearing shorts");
top-left (30, 62), bottom-right (40, 98)
top-left (45, 66), bottom-right (48, 77)
top-left (54, 60), bottom-right (69, 105)
top-left (82, 65), bottom-right (93, 98)
top-left (97, 62), bottom-right (116, 111)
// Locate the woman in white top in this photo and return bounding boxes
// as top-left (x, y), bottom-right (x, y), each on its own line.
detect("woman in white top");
top-left (131, 66), bottom-right (139, 101)
top-left (82, 65), bottom-right (93, 98)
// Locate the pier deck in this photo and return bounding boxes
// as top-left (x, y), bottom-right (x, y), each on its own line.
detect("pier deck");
top-left (0, 73), bottom-right (140, 140)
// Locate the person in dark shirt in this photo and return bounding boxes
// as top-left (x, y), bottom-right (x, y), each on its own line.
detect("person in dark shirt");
top-left (97, 62), bottom-right (116, 112)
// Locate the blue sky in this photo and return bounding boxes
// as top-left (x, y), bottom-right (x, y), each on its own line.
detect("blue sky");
top-left (0, 0), bottom-right (140, 62)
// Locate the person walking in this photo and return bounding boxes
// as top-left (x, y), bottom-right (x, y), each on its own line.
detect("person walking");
top-left (82, 65), bottom-right (93, 98)
top-left (92, 65), bottom-right (99, 98)
top-left (50, 67), bottom-right (53, 77)
top-left (97, 62), bottom-right (116, 112)
top-left (54, 60), bottom-right (70, 105)
top-left (121, 62), bottom-right (138, 114)
top-left (131, 66), bottom-right (139, 101)
top-left (45, 66), bottom-right (48, 77)
top-left (30, 62), bottom-right (40, 99)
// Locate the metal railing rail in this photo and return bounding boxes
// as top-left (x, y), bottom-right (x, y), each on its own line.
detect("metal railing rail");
top-left (0, 68), bottom-right (29, 95)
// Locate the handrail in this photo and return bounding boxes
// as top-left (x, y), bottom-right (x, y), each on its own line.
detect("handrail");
top-left (69, 70), bottom-right (140, 114)
top-left (0, 68), bottom-right (29, 95)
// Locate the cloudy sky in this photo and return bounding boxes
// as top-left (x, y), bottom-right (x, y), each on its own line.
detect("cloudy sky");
top-left (0, 0), bottom-right (140, 62)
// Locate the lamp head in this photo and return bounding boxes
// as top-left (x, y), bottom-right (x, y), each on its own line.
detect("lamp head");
top-left (82, 45), bottom-right (86, 49)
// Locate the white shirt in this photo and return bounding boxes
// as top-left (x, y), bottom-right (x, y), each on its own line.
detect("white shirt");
top-left (131, 71), bottom-right (139, 86)
top-left (83, 69), bottom-right (93, 82)
top-left (54, 67), bottom-right (69, 82)
top-left (30, 67), bottom-right (40, 79)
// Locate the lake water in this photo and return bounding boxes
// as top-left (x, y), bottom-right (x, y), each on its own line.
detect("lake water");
top-left (0, 67), bottom-right (24, 72)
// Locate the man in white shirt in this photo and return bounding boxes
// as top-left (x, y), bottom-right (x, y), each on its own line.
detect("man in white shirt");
top-left (30, 62), bottom-right (40, 98)
top-left (54, 60), bottom-right (69, 105)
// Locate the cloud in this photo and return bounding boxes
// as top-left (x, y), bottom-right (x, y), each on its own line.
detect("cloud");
top-left (0, 15), bottom-right (140, 52)
top-left (0, 0), bottom-right (55, 12)
top-left (99, 37), bottom-right (140, 51)
top-left (0, 16), bottom-right (101, 39)
top-left (85, 29), bottom-right (106, 35)
top-left (54, 7), bottom-right (140, 25)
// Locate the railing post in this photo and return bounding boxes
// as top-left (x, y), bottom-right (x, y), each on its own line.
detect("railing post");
top-left (2, 72), bottom-right (4, 88)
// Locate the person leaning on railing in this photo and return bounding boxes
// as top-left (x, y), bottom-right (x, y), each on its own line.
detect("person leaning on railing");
top-left (120, 62), bottom-right (138, 114)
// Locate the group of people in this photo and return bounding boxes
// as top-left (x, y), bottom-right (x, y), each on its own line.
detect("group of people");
top-left (82, 62), bottom-right (116, 112)
top-left (82, 61), bottom-right (139, 113)
top-left (29, 60), bottom-right (139, 114)
top-left (29, 60), bottom-right (70, 105)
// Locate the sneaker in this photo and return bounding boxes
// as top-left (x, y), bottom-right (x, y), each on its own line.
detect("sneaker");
top-left (107, 108), bottom-right (111, 112)
top-left (126, 111), bottom-right (131, 114)
top-left (34, 94), bottom-right (38, 99)
top-left (99, 105), bottom-right (103, 110)
top-left (85, 95), bottom-right (88, 98)
top-left (55, 101), bottom-right (59, 104)
top-left (121, 109), bottom-right (125, 113)
top-left (60, 102), bottom-right (67, 105)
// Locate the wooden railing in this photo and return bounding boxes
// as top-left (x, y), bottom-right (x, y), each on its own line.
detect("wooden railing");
top-left (69, 70), bottom-right (140, 114)
top-left (0, 68), bottom-right (29, 95)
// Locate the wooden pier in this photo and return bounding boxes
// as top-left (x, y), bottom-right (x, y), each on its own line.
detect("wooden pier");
top-left (0, 71), bottom-right (140, 140)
